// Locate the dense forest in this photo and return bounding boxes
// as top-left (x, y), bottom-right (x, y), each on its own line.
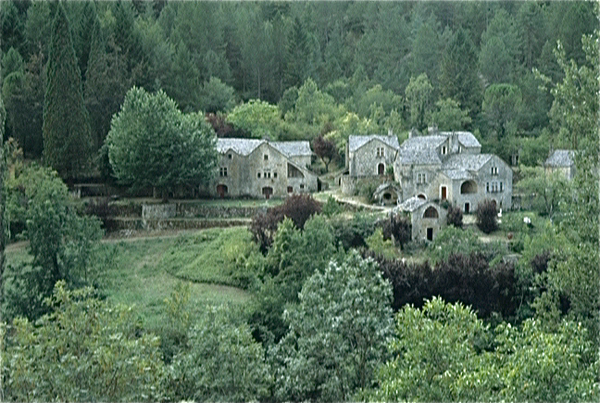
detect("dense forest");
top-left (1, 1), bottom-right (599, 402)
top-left (1, 1), bottom-right (597, 178)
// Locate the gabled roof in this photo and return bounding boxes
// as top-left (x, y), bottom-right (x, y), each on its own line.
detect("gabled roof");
top-left (217, 138), bottom-right (313, 158)
top-left (395, 196), bottom-right (427, 212)
top-left (439, 131), bottom-right (481, 148)
top-left (397, 147), bottom-right (442, 165)
top-left (545, 149), bottom-right (575, 167)
top-left (442, 154), bottom-right (493, 172)
top-left (348, 135), bottom-right (400, 152)
top-left (217, 138), bottom-right (264, 156)
top-left (271, 141), bottom-right (312, 157)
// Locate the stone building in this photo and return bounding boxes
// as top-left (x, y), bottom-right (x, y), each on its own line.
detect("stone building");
top-left (211, 138), bottom-right (318, 199)
top-left (395, 196), bottom-right (448, 241)
top-left (342, 130), bottom-right (513, 213)
top-left (544, 149), bottom-right (575, 180)
top-left (346, 135), bottom-right (400, 177)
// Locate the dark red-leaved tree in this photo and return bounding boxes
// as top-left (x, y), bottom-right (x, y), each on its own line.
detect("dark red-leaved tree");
top-left (312, 135), bottom-right (336, 172)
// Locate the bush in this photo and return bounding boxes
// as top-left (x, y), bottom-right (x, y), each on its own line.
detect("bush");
top-left (476, 199), bottom-right (498, 234)
top-left (380, 213), bottom-right (411, 250)
top-left (355, 179), bottom-right (380, 203)
top-left (446, 203), bottom-right (463, 228)
top-left (322, 196), bottom-right (343, 217)
top-left (84, 197), bottom-right (111, 228)
top-left (249, 194), bottom-right (322, 253)
top-left (330, 213), bottom-right (378, 250)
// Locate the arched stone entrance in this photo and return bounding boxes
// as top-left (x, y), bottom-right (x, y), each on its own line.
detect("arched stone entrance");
top-left (460, 180), bottom-right (477, 194)
top-left (378, 163), bottom-right (385, 175)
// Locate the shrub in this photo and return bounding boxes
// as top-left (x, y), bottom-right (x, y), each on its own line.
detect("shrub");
top-left (330, 213), bottom-right (378, 250)
top-left (322, 196), bottom-right (343, 217)
top-left (355, 179), bottom-right (380, 203)
top-left (380, 213), bottom-right (411, 250)
top-left (476, 199), bottom-right (498, 233)
top-left (249, 194), bottom-right (322, 253)
top-left (84, 197), bottom-right (111, 229)
top-left (446, 203), bottom-right (463, 228)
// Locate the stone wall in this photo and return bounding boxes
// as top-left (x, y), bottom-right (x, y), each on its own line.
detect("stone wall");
top-left (176, 204), bottom-right (268, 218)
top-left (110, 217), bottom-right (250, 231)
top-left (142, 203), bottom-right (177, 219)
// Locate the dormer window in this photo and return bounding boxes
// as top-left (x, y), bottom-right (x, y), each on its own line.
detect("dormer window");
top-left (442, 146), bottom-right (447, 155)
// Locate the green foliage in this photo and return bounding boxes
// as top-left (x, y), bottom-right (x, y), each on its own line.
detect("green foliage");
top-left (476, 199), bottom-right (499, 234)
top-left (366, 228), bottom-right (399, 260)
top-left (428, 226), bottom-right (484, 264)
top-left (368, 298), bottom-right (490, 402)
top-left (167, 305), bottom-right (272, 402)
top-left (106, 86), bottom-right (218, 196)
top-left (226, 99), bottom-right (283, 139)
top-left (273, 251), bottom-right (393, 402)
top-left (160, 227), bottom-right (261, 289)
top-left (405, 73), bottom-right (433, 131)
top-left (3, 164), bottom-right (103, 320)
top-left (2, 47), bottom-right (24, 76)
top-left (321, 195), bottom-right (343, 217)
top-left (42, 3), bottom-right (93, 180)
top-left (199, 76), bottom-right (236, 114)
top-left (330, 213), bottom-right (378, 251)
top-left (516, 166), bottom-right (569, 217)
top-left (482, 84), bottom-right (522, 141)
top-left (4, 281), bottom-right (166, 402)
top-left (428, 98), bottom-right (472, 131)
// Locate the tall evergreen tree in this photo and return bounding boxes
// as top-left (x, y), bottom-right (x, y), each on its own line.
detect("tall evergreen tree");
top-left (439, 28), bottom-right (482, 119)
top-left (0, 53), bottom-right (6, 309)
top-left (42, 3), bottom-right (93, 181)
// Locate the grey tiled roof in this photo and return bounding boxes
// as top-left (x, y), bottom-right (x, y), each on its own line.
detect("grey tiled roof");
top-left (217, 138), bottom-right (264, 156)
top-left (397, 148), bottom-right (442, 165)
top-left (402, 135), bottom-right (447, 150)
top-left (348, 135), bottom-right (400, 152)
top-left (395, 196), bottom-right (427, 212)
top-left (545, 149), bottom-right (574, 167)
top-left (440, 131), bottom-right (481, 148)
top-left (441, 169), bottom-right (473, 180)
top-left (271, 141), bottom-right (313, 157)
top-left (217, 138), bottom-right (313, 158)
top-left (442, 154), bottom-right (493, 171)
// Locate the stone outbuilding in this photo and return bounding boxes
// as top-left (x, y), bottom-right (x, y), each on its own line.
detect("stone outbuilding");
top-left (373, 182), bottom-right (402, 206)
top-left (346, 134), bottom-right (400, 177)
top-left (395, 196), bottom-right (447, 241)
top-left (210, 138), bottom-right (318, 199)
top-left (544, 149), bottom-right (575, 180)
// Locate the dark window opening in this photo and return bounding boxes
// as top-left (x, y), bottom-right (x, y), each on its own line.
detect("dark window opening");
top-left (427, 227), bottom-right (433, 241)
top-left (460, 180), bottom-right (477, 194)
top-left (423, 206), bottom-right (439, 218)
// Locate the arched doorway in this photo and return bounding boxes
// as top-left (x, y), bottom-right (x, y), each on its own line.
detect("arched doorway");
top-left (216, 184), bottom-right (228, 198)
top-left (423, 206), bottom-right (439, 218)
top-left (460, 180), bottom-right (477, 194)
top-left (262, 187), bottom-right (273, 199)
top-left (378, 163), bottom-right (385, 175)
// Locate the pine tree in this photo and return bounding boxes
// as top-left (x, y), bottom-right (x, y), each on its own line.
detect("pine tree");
top-left (42, 3), bottom-right (93, 181)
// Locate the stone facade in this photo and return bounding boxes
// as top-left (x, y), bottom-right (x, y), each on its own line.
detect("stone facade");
top-left (343, 130), bottom-right (513, 212)
top-left (346, 135), bottom-right (400, 177)
top-left (395, 196), bottom-right (448, 241)
top-left (544, 149), bottom-right (575, 180)
top-left (211, 139), bottom-right (318, 199)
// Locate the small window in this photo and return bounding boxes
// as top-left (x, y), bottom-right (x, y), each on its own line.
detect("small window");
top-left (219, 167), bottom-right (228, 177)
top-left (273, 172), bottom-right (277, 178)
top-left (459, 146), bottom-right (462, 153)
top-left (287, 186), bottom-right (293, 193)
top-left (486, 182), bottom-right (489, 193)
top-left (417, 173), bottom-right (427, 184)
top-left (500, 182), bottom-right (503, 192)
top-left (267, 172), bottom-right (271, 178)
top-left (442, 146), bottom-right (447, 155)
top-left (491, 166), bottom-right (498, 175)
top-left (376, 147), bottom-right (385, 157)
top-left (264, 154), bottom-right (268, 161)
top-left (300, 184), bottom-right (305, 189)
top-left (257, 172), bottom-right (261, 178)
top-left (228, 154), bottom-right (232, 159)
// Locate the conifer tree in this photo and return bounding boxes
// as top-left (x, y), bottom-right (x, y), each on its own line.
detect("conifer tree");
top-left (42, 3), bottom-right (93, 181)
top-left (0, 57), bottom-right (5, 306)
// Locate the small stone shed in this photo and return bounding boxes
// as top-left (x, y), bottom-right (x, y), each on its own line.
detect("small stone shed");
top-left (373, 182), bottom-right (402, 206)
top-left (395, 196), bottom-right (447, 241)
top-left (544, 149), bottom-right (575, 180)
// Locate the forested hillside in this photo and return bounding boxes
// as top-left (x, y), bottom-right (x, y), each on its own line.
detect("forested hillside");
top-left (1, 1), bottom-right (597, 177)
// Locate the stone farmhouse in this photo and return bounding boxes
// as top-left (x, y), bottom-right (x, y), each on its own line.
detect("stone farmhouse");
top-left (344, 129), bottom-right (513, 241)
top-left (544, 149), bottom-right (575, 180)
top-left (210, 138), bottom-right (318, 199)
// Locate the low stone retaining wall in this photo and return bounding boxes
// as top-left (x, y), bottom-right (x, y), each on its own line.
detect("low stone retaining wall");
top-left (176, 204), bottom-right (268, 219)
top-left (142, 203), bottom-right (177, 219)
top-left (109, 218), bottom-right (251, 231)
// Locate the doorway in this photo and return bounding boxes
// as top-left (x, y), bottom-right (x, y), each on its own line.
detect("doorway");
top-left (262, 187), bottom-right (273, 199)
top-left (378, 163), bottom-right (385, 175)
top-left (464, 202), bottom-right (470, 213)
top-left (426, 227), bottom-right (433, 241)
top-left (441, 186), bottom-right (447, 200)
top-left (216, 184), bottom-right (228, 198)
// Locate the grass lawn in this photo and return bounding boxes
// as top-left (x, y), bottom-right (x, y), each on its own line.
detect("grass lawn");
top-left (4, 231), bottom-right (253, 330)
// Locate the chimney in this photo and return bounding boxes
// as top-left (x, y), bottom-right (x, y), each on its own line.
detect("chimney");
top-left (388, 128), bottom-right (393, 136)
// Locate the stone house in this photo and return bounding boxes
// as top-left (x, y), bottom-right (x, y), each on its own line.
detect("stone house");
top-left (346, 135), bottom-right (400, 177)
top-left (342, 130), bottom-right (512, 213)
top-left (395, 196), bottom-right (448, 241)
top-left (211, 138), bottom-right (318, 199)
top-left (544, 149), bottom-right (575, 180)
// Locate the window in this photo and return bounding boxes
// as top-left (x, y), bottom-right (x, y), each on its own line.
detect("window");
top-left (486, 182), bottom-right (489, 193)
top-left (266, 172), bottom-right (271, 178)
top-left (376, 147), bottom-right (385, 157)
top-left (300, 184), bottom-right (305, 189)
top-left (491, 166), bottom-right (498, 175)
top-left (228, 154), bottom-right (232, 159)
top-left (257, 172), bottom-right (261, 178)
top-left (287, 186), bottom-right (293, 193)
top-left (417, 173), bottom-right (427, 184)
top-left (500, 182), bottom-right (503, 192)
top-left (219, 167), bottom-right (228, 177)
top-left (458, 146), bottom-right (462, 153)
top-left (442, 146), bottom-right (447, 155)
top-left (264, 154), bottom-right (268, 161)
top-left (273, 172), bottom-right (277, 178)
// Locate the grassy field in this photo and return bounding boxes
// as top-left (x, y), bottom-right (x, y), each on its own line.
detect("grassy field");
top-left (4, 230), bottom-right (253, 329)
